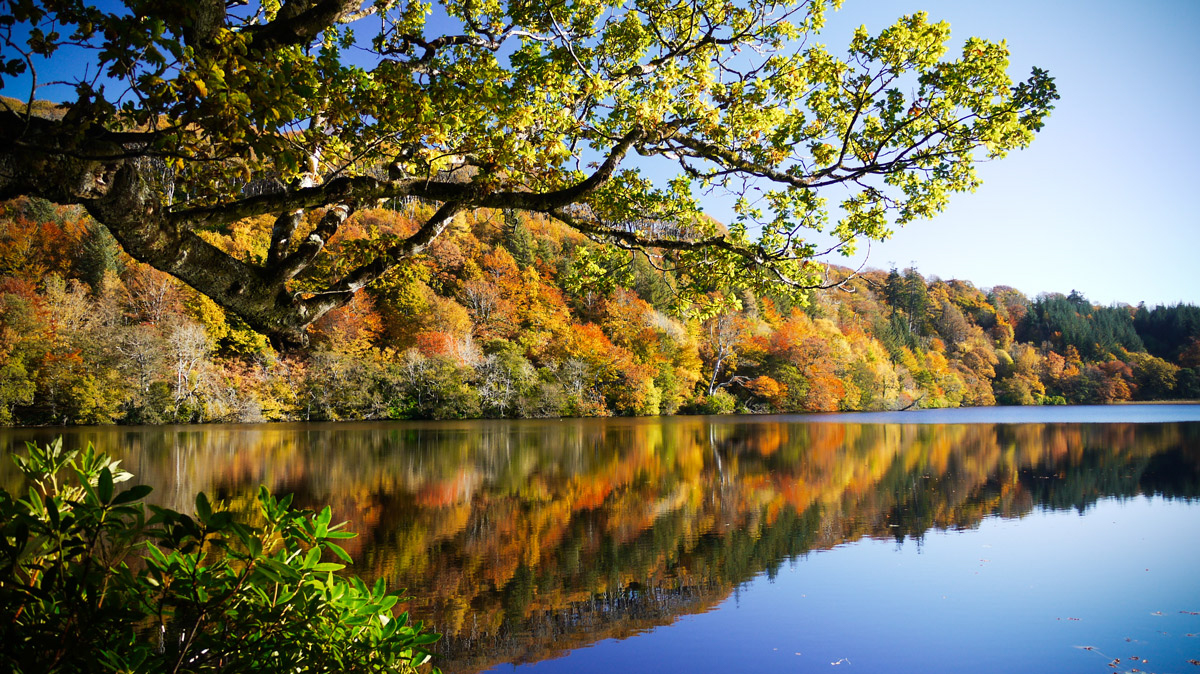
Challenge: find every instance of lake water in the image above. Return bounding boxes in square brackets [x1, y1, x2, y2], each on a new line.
[3, 405, 1199, 673]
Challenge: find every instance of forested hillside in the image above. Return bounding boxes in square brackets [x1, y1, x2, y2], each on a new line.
[1, 197, 1197, 425]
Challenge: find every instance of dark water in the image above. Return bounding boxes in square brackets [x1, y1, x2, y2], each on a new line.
[3, 406, 1200, 673]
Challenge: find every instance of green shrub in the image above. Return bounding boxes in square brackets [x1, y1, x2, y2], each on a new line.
[698, 389, 738, 415]
[0, 439, 440, 673]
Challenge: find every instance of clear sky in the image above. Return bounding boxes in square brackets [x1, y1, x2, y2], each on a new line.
[789, 0, 1200, 306]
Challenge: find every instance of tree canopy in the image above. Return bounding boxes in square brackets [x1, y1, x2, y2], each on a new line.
[0, 0, 1056, 347]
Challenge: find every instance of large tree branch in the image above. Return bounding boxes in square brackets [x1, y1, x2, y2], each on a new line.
[266, 163, 322, 265]
[271, 202, 354, 282]
[169, 175, 420, 229]
[383, 32, 509, 62]
[169, 127, 645, 229]
[243, 0, 365, 51]
[266, 210, 304, 266]
[298, 200, 465, 317]
[550, 208, 761, 259]
[0, 111, 128, 204]
[179, 0, 228, 48]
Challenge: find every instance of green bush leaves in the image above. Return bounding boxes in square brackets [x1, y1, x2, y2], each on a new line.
[0, 439, 440, 673]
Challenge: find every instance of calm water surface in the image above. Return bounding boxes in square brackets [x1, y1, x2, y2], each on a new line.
[3, 406, 1199, 673]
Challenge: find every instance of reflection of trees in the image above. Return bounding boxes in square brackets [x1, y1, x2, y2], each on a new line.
[2, 419, 1197, 673]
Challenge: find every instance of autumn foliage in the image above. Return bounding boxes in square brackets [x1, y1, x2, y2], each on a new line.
[0, 197, 1197, 426]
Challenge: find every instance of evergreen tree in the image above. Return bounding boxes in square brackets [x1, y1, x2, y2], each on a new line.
[501, 211, 537, 270]
[902, 268, 930, 334]
[883, 267, 904, 314]
[1134, 303, 1200, 361]
[77, 221, 122, 292]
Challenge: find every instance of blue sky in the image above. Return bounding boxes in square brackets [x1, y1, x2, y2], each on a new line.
[797, 0, 1200, 306]
[4, 0, 1197, 306]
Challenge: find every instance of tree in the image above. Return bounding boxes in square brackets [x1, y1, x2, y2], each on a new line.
[476, 343, 537, 416]
[1133, 303, 1200, 362]
[701, 309, 749, 395]
[935, 297, 970, 347]
[1128, 351, 1178, 400]
[1021, 293, 1144, 359]
[0, 283, 45, 422]
[501, 210, 537, 269]
[0, 0, 1056, 348]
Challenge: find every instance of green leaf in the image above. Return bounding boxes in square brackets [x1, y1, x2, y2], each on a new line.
[325, 542, 353, 564]
[263, 557, 300, 581]
[315, 506, 331, 538]
[207, 511, 232, 529]
[145, 543, 169, 567]
[44, 495, 59, 529]
[98, 466, 113, 503]
[111, 484, 152, 505]
[195, 492, 212, 522]
[79, 475, 100, 505]
[256, 564, 285, 584]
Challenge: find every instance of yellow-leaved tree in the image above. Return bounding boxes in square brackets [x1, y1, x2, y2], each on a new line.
[0, 0, 1055, 348]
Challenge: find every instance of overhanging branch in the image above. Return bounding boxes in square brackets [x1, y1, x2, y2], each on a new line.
[168, 127, 646, 230]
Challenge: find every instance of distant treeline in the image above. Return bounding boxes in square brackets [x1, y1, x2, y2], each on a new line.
[1, 196, 1197, 425]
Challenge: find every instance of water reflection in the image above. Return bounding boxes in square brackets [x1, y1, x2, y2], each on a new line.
[2, 417, 1198, 673]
